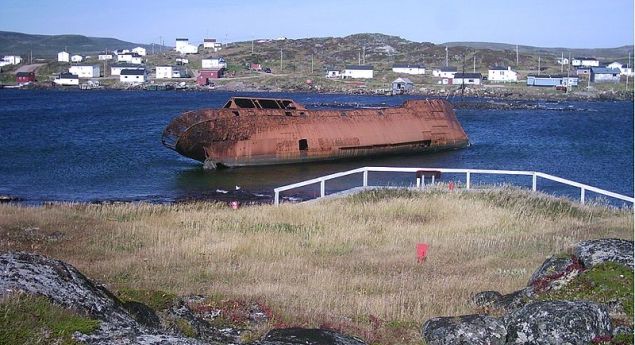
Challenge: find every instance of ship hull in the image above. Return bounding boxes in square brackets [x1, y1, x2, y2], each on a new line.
[163, 98, 469, 169]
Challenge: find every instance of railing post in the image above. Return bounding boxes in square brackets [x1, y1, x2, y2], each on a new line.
[274, 191, 279, 206]
[466, 171, 471, 190]
[431, 175, 435, 185]
[532, 172, 537, 191]
[416, 177, 421, 188]
[580, 187, 585, 204]
[320, 179, 325, 198]
[363, 169, 368, 187]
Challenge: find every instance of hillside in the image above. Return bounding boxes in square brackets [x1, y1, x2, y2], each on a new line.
[0, 31, 167, 57]
[443, 41, 634, 61]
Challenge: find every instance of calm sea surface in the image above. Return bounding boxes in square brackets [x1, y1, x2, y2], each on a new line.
[0, 89, 632, 204]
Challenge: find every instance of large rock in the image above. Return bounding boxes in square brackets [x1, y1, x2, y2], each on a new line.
[527, 255, 583, 294]
[505, 300, 612, 345]
[574, 238, 633, 270]
[421, 314, 506, 345]
[260, 328, 367, 345]
[0, 252, 205, 345]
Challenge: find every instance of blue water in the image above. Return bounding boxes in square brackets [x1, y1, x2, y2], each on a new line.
[0, 89, 632, 203]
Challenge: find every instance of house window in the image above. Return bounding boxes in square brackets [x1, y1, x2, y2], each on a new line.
[298, 139, 308, 151]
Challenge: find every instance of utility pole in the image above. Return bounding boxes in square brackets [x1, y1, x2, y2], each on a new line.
[561, 52, 564, 73]
[362, 46, 366, 65]
[516, 44, 519, 66]
[627, 51, 631, 87]
[445, 46, 449, 67]
[280, 48, 283, 72]
[538, 56, 541, 75]
[311, 54, 314, 74]
[251, 39, 254, 54]
[358, 51, 361, 65]
[473, 54, 476, 73]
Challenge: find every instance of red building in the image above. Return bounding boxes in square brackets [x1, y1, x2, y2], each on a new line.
[197, 69, 224, 86]
[16, 72, 36, 83]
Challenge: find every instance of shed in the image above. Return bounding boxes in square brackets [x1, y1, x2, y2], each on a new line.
[590, 67, 620, 83]
[53, 72, 79, 86]
[120, 69, 147, 83]
[526, 75, 579, 87]
[342, 65, 374, 79]
[452, 73, 482, 85]
[197, 69, 224, 85]
[392, 77, 414, 94]
[16, 72, 36, 83]
[392, 64, 425, 75]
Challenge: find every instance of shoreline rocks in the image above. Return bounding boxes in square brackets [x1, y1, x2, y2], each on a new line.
[423, 238, 634, 345]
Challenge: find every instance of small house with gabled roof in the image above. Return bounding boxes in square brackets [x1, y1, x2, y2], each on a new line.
[488, 66, 517, 82]
[432, 66, 457, 78]
[120, 69, 147, 83]
[451, 73, 482, 85]
[590, 67, 620, 83]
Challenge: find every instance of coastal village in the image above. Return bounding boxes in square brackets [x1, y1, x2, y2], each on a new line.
[0, 34, 633, 98]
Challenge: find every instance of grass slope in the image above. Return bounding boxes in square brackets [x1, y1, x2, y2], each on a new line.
[0, 187, 632, 344]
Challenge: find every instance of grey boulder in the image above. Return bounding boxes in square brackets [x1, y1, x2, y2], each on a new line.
[422, 314, 507, 345]
[260, 328, 367, 345]
[505, 300, 612, 345]
[574, 238, 633, 270]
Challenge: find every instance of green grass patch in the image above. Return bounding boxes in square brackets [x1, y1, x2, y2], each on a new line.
[540, 262, 634, 316]
[348, 188, 419, 203]
[461, 187, 616, 220]
[116, 288, 176, 311]
[0, 294, 100, 345]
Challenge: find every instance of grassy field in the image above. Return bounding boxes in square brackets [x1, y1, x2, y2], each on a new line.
[0, 187, 632, 344]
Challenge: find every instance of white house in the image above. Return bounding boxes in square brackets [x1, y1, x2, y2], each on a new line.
[117, 53, 143, 64]
[325, 69, 341, 78]
[176, 58, 189, 65]
[342, 65, 373, 79]
[131, 47, 147, 56]
[571, 57, 599, 67]
[606, 62, 634, 76]
[156, 66, 188, 79]
[202, 57, 227, 69]
[71, 55, 83, 63]
[69, 65, 100, 78]
[110, 63, 144, 76]
[53, 72, 79, 86]
[451, 73, 482, 85]
[175, 38, 198, 54]
[120, 69, 147, 83]
[98, 53, 114, 61]
[392, 64, 425, 75]
[488, 66, 518, 82]
[432, 66, 457, 78]
[3, 55, 22, 65]
[58, 51, 70, 63]
[203, 38, 222, 51]
[557, 57, 569, 65]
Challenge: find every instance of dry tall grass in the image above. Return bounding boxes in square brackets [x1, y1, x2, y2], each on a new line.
[0, 187, 632, 344]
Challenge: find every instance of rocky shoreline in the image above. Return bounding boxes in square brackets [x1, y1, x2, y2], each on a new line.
[1, 238, 632, 344]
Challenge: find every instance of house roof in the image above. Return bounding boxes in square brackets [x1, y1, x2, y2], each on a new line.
[393, 64, 424, 69]
[121, 69, 146, 75]
[591, 67, 620, 74]
[392, 77, 413, 84]
[574, 57, 597, 61]
[59, 72, 78, 79]
[70, 64, 98, 68]
[204, 38, 217, 42]
[454, 73, 482, 79]
[489, 66, 510, 71]
[176, 38, 189, 41]
[527, 74, 579, 79]
[345, 65, 374, 70]
[111, 63, 144, 68]
[16, 72, 34, 77]
[435, 66, 457, 72]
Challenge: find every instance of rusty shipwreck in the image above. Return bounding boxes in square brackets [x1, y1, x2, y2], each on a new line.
[162, 97, 469, 169]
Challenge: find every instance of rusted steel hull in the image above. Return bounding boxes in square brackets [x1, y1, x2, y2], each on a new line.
[162, 98, 469, 168]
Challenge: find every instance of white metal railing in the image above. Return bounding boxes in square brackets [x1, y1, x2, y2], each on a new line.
[273, 167, 634, 206]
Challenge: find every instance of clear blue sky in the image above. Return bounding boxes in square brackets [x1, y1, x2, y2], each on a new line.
[1, 0, 633, 48]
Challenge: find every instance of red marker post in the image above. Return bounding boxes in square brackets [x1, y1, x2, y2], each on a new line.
[416, 243, 429, 263]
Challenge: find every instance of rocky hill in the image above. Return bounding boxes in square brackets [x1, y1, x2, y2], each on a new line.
[0, 31, 167, 58]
